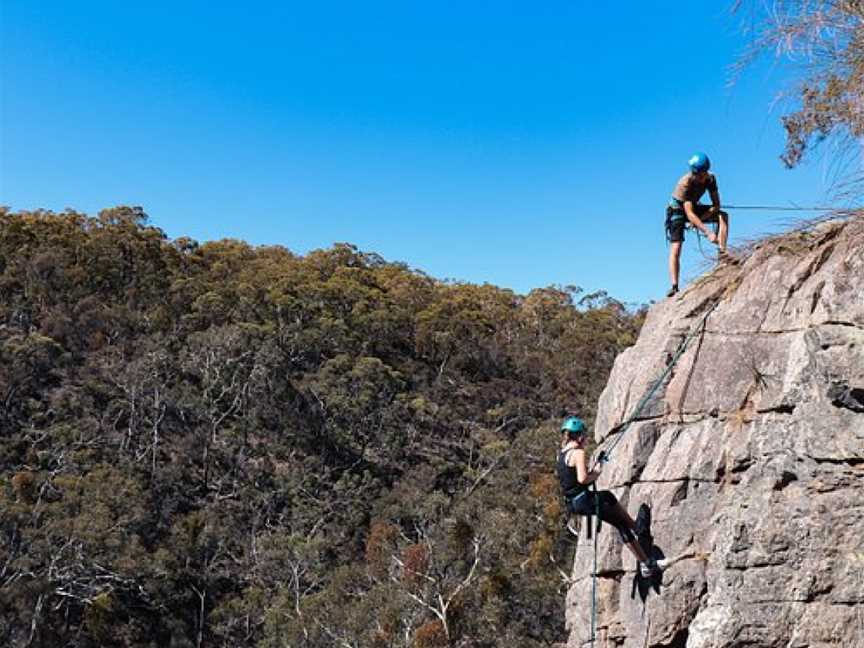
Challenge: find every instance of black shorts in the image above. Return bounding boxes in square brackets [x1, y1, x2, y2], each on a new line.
[567, 490, 635, 543]
[665, 203, 718, 243]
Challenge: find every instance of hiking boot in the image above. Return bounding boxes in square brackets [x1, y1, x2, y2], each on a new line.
[666, 285, 678, 298]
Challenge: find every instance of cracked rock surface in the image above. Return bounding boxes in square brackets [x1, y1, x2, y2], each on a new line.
[564, 219, 864, 648]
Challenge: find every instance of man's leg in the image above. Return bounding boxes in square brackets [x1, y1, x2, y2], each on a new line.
[718, 211, 729, 251]
[702, 211, 729, 253]
[665, 213, 685, 295]
[668, 241, 682, 290]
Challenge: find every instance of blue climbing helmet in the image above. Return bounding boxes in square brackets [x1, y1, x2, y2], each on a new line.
[560, 416, 587, 437]
[688, 151, 711, 173]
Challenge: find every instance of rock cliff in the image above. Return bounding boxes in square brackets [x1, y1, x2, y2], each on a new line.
[564, 218, 864, 648]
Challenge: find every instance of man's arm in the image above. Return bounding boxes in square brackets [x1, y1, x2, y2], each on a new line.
[683, 200, 715, 239]
[709, 186, 721, 213]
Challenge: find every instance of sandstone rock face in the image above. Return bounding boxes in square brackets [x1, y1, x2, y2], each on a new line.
[564, 219, 864, 648]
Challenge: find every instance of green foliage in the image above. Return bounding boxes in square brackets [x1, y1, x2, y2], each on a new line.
[0, 208, 644, 647]
[736, 1, 864, 187]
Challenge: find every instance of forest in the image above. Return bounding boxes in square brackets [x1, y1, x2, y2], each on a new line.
[0, 207, 644, 648]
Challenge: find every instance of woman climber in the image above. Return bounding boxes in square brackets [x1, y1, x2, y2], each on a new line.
[556, 416, 662, 578]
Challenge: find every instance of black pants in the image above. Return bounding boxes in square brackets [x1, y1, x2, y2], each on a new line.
[567, 490, 635, 543]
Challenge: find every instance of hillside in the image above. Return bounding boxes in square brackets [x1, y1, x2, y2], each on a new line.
[0, 207, 643, 648]
[564, 217, 864, 647]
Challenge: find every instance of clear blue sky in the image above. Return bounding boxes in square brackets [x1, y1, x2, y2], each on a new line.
[0, 2, 839, 304]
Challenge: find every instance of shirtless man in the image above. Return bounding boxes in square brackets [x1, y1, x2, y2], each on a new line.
[665, 152, 729, 297]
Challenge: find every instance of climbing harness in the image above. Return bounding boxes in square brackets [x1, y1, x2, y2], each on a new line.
[582, 297, 721, 646]
[664, 202, 725, 257]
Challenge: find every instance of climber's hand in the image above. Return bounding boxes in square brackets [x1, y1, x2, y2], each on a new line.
[706, 231, 718, 245]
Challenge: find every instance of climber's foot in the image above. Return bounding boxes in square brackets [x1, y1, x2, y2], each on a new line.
[639, 558, 664, 579]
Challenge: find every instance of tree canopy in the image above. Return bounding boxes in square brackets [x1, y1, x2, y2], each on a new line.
[736, 0, 864, 192]
[0, 207, 644, 647]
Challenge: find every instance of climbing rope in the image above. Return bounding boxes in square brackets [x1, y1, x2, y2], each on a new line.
[590, 485, 599, 645]
[597, 298, 720, 464]
[693, 225, 715, 262]
[724, 204, 846, 212]
[584, 297, 720, 647]
[575, 297, 721, 645]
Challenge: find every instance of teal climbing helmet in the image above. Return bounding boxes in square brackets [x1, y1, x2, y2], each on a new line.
[560, 416, 587, 436]
[688, 151, 711, 173]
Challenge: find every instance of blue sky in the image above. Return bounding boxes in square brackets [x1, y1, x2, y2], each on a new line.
[0, 2, 841, 304]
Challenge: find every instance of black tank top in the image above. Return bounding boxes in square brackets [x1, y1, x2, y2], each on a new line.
[557, 447, 586, 498]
